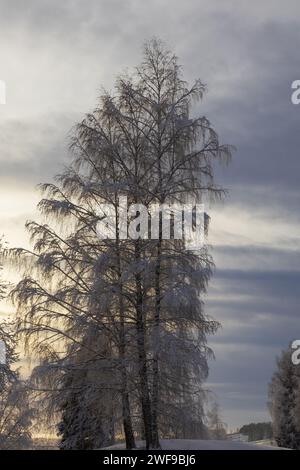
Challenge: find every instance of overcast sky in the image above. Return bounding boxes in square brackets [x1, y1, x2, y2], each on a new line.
[1, 0, 300, 430]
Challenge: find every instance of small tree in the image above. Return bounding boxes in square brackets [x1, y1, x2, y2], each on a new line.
[207, 401, 227, 440]
[0, 380, 33, 449]
[57, 329, 117, 449]
[269, 348, 300, 449]
[0, 241, 34, 449]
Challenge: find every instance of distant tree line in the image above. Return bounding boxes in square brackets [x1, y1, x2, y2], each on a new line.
[238, 422, 272, 442]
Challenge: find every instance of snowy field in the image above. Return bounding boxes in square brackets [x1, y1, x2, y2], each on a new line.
[104, 439, 283, 450]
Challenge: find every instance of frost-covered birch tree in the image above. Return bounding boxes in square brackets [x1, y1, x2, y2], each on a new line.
[10, 39, 231, 449]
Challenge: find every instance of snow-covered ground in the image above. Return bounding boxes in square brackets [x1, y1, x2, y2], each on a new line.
[104, 439, 283, 450]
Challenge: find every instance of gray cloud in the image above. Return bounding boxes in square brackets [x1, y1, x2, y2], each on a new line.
[0, 114, 73, 184]
[205, 257, 300, 427]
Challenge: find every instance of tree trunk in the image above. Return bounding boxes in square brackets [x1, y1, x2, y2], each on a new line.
[151, 238, 162, 448]
[116, 212, 136, 449]
[135, 240, 153, 449]
[121, 384, 136, 449]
